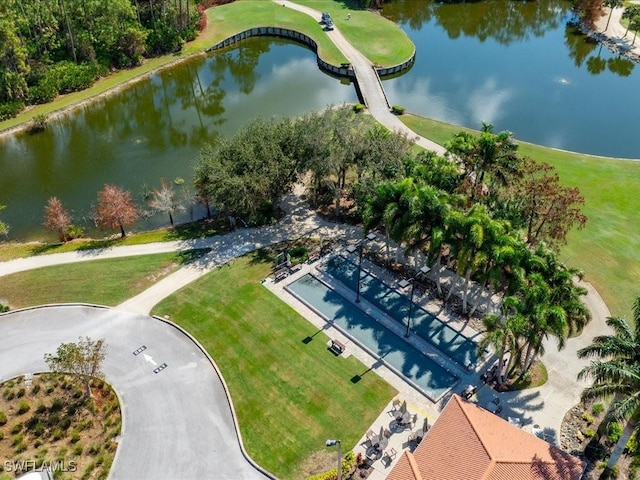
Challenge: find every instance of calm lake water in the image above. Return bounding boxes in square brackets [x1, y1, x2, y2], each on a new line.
[381, 0, 640, 158]
[0, 38, 357, 240]
[1, 0, 638, 240]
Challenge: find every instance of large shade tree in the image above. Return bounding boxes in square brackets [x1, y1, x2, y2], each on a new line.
[578, 296, 640, 472]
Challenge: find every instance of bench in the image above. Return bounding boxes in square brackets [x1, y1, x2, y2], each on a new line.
[288, 263, 302, 273]
[328, 339, 346, 355]
[274, 270, 289, 282]
[308, 252, 320, 263]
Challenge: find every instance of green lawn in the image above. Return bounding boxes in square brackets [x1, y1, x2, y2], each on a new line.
[400, 114, 640, 321]
[192, 0, 348, 65]
[293, 0, 415, 66]
[0, 219, 228, 262]
[152, 251, 396, 479]
[0, 252, 202, 308]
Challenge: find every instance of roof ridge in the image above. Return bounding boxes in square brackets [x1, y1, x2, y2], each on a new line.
[406, 451, 423, 480]
[454, 395, 498, 480]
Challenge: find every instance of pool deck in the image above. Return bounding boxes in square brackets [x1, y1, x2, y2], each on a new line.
[264, 250, 509, 476]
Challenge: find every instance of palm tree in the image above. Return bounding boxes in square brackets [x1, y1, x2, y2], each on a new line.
[577, 296, 640, 472]
[603, 0, 624, 31]
[445, 123, 520, 201]
[479, 297, 526, 387]
[447, 204, 511, 314]
[622, 5, 640, 37]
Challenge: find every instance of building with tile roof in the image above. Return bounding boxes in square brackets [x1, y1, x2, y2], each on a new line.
[386, 394, 585, 480]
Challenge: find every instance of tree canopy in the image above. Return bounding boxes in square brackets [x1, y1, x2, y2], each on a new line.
[44, 336, 108, 398]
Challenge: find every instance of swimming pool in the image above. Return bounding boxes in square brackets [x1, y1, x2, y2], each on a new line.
[287, 274, 459, 401]
[322, 256, 479, 369]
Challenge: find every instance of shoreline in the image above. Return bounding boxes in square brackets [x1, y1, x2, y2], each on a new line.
[0, 3, 636, 159]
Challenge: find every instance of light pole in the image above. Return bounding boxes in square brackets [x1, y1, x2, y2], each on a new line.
[325, 439, 342, 480]
[346, 232, 377, 303]
[403, 265, 431, 338]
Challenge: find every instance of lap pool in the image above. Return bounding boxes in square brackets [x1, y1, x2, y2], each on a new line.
[287, 274, 459, 401]
[322, 256, 479, 369]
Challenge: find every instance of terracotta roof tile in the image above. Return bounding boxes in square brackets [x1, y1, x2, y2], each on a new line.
[386, 395, 585, 480]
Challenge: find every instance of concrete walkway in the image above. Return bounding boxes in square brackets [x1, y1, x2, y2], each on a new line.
[278, 0, 446, 155]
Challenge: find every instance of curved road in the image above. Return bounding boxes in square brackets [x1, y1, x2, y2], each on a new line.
[0, 305, 270, 480]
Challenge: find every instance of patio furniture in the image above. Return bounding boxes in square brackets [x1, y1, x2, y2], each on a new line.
[384, 428, 392, 439]
[365, 429, 375, 440]
[462, 384, 478, 399]
[411, 413, 418, 427]
[392, 398, 401, 410]
[386, 447, 397, 460]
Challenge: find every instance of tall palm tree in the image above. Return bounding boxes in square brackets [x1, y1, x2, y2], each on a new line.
[578, 296, 640, 472]
[445, 123, 520, 201]
[603, 0, 624, 31]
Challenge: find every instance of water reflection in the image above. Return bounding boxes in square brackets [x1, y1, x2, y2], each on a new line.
[381, 0, 640, 157]
[0, 38, 357, 240]
[383, 0, 565, 45]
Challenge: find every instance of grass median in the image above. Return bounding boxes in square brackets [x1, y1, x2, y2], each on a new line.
[400, 114, 640, 321]
[152, 250, 396, 479]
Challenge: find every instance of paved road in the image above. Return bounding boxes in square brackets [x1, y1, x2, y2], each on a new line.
[0, 305, 270, 480]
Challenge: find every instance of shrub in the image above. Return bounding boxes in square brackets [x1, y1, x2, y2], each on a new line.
[12, 433, 24, 446]
[17, 399, 30, 414]
[582, 412, 595, 424]
[6, 390, 15, 401]
[307, 452, 355, 480]
[17, 387, 26, 398]
[32, 384, 41, 395]
[353, 103, 365, 113]
[0, 100, 25, 121]
[70, 429, 80, 443]
[592, 403, 605, 416]
[73, 443, 83, 456]
[27, 80, 57, 105]
[0, 431, 4, 440]
[50, 397, 64, 412]
[46, 61, 101, 95]
[88, 444, 101, 455]
[10, 423, 23, 434]
[65, 225, 85, 240]
[28, 114, 48, 133]
[391, 104, 406, 115]
[51, 427, 63, 441]
[608, 422, 623, 444]
[584, 428, 597, 438]
[0, 411, 7, 425]
[36, 403, 46, 414]
[14, 441, 27, 453]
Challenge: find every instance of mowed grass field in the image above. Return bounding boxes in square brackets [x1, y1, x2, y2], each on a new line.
[152, 251, 396, 479]
[0, 252, 190, 308]
[202, 0, 348, 65]
[401, 114, 640, 320]
[294, 0, 415, 65]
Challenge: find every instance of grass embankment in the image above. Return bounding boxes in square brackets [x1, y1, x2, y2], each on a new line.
[0, 219, 227, 262]
[205, 0, 348, 65]
[152, 251, 396, 479]
[293, 0, 415, 66]
[401, 114, 640, 320]
[0, 251, 207, 308]
[0, 373, 120, 480]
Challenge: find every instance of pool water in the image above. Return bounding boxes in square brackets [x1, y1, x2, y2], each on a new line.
[323, 256, 479, 368]
[287, 274, 458, 401]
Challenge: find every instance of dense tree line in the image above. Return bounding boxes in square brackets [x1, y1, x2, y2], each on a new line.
[0, 0, 201, 119]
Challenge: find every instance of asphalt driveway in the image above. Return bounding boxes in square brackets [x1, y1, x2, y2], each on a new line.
[0, 305, 270, 480]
